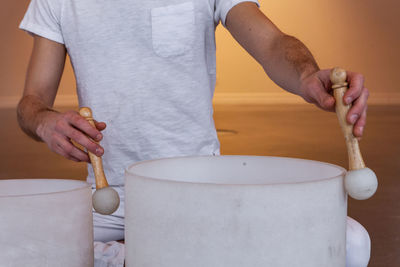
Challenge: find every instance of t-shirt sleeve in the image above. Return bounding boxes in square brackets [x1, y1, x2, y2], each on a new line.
[19, 0, 64, 44]
[215, 0, 260, 27]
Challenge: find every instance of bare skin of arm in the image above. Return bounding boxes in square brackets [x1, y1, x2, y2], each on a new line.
[226, 3, 369, 137]
[17, 35, 105, 162]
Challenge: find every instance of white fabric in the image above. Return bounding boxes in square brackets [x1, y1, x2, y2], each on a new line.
[94, 241, 125, 267]
[19, 0, 64, 44]
[93, 208, 125, 267]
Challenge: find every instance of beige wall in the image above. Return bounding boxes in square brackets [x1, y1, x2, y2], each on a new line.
[0, 0, 76, 107]
[1, 0, 399, 107]
[216, 0, 400, 103]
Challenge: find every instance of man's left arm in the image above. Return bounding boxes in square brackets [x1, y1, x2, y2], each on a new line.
[225, 2, 369, 137]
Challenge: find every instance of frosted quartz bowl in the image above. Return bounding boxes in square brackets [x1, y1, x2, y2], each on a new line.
[0, 179, 93, 267]
[125, 156, 347, 267]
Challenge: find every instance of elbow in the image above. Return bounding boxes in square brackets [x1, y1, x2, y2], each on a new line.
[16, 96, 28, 130]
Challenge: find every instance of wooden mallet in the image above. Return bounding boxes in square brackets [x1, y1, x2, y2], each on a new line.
[330, 67, 378, 200]
[79, 107, 120, 215]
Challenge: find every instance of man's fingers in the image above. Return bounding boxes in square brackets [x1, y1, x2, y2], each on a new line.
[54, 136, 89, 162]
[55, 144, 80, 162]
[353, 108, 367, 138]
[316, 69, 333, 89]
[347, 87, 369, 125]
[94, 120, 107, 132]
[63, 138, 90, 162]
[321, 94, 336, 112]
[64, 111, 103, 141]
[41, 110, 106, 163]
[63, 125, 104, 157]
[344, 71, 365, 105]
[307, 82, 335, 111]
[53, 115, 104, 156]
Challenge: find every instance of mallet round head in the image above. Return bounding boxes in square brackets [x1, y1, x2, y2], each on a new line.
[92, 187, 120, 215]
[345, 168, 378, 200]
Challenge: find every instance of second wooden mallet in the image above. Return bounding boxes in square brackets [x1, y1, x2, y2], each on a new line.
[330, 67, 378, 200]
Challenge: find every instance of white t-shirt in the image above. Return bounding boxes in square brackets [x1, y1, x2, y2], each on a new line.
[20, 0, 259, 188]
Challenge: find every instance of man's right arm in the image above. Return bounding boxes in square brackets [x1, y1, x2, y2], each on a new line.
[17, 35, 105, 162]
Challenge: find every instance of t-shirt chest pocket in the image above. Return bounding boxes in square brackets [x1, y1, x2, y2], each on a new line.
[151, 2, 195, 57]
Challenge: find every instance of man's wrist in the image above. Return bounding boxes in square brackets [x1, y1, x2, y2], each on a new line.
[299, 67, 319, 82]
[35, 108, 58, 141]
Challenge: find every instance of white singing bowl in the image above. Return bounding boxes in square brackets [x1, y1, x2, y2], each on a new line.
[0, 179, 93, 267]
[125, 156, 347, 267]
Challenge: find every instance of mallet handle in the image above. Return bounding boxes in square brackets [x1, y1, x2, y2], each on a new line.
[79, 107, 109, 189]
[330, 68, 365, 170]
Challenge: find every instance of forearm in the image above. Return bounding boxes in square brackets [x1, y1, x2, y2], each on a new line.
[17, 94, 58, 141]
[18, 35, 66, 141]
[261, 34, 319, 95]
[226, 3, 319, 96]
[17, 36, 105, 162]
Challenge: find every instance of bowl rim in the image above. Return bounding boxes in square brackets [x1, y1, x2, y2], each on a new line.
[125, 155, 346, 186]
[0, 179, 91, 198]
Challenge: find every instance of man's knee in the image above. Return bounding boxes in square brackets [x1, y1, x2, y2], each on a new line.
[346, 217, 371, 267]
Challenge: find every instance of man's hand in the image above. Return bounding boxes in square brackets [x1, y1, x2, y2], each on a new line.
[17, 35, 106, 162]
[298, 69, 369, 138]
[36, 109, 106, 162]
[225, 3, 369, 138]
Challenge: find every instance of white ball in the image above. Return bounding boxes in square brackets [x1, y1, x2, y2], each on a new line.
[345, 168, 378, 200]
[92, 187, 120, 215]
